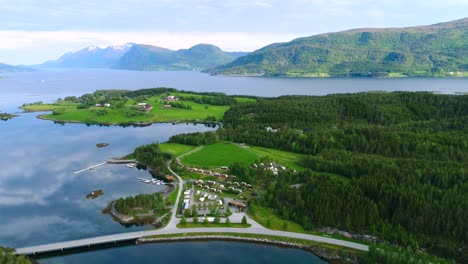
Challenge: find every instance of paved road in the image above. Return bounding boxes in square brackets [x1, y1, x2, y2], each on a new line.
[16, 151, 369, 255]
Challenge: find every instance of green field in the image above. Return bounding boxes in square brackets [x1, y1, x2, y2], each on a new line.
[159, 143, 198, 157]
[247, 146, 305, 170]
[181, 142, 260, 168]
[248, 204, 306, 233]
[21, 91, 237, 124]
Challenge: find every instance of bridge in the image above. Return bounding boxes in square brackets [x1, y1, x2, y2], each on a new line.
[16, 155, 369, 256]
[16, 228, 368, 255]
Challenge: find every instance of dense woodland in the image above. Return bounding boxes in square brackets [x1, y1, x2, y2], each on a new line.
[134, 143, 172, 168]
[171, 92, 467, 262]
[0, 247, 30, 264]
[114, 193, 165, 215]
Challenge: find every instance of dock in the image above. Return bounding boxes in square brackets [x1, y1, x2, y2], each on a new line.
[74, 162, 107, 174]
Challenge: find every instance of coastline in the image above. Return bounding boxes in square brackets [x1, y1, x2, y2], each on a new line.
[138, 235, 359, 263]
[35, 113, 219, 127]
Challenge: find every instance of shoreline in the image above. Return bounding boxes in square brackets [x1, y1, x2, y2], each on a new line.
[35, 113, 220, 127]
[138, 235, 359, 263]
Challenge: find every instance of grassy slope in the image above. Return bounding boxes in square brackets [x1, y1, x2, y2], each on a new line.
[181, 142, 260, 168]
[159, 143, 197, 157]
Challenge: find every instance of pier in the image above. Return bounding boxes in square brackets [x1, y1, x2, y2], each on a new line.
[73, 162, 107, 174]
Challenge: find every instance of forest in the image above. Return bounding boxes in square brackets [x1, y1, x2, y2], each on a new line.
[134, 143, 173, 168]
[181, 92, 467, 262]
[114, 193, 165, 215]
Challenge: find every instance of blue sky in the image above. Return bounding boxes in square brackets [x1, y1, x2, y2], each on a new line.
[0, 0, 466, 65]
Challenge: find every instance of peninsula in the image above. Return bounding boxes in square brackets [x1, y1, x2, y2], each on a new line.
[21, 88, 256, 125]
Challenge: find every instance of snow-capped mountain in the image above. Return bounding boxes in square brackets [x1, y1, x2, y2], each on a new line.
[39, 43, 134, 68]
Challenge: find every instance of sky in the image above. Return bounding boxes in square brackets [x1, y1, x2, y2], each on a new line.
[0, 0, 467, 65]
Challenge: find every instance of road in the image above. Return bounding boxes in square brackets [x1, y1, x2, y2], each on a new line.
[15, 151, 369, 255]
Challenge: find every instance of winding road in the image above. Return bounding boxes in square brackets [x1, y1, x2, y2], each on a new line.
[15, 151, 369, 255]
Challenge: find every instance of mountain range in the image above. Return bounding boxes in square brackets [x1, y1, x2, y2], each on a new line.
[38, 43, 248, 71]
[0, 63, 35, 73]
[209, 17, 468, 77]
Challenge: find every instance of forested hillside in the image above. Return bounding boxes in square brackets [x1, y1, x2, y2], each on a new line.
[210, 18, 468, 77]
[219, 92, 467, 262]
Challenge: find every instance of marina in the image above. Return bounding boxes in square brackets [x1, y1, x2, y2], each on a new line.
[135, 177, 166, 186]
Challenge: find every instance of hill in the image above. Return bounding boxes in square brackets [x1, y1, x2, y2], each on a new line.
[113, 43, 248, 70]
[0, 63, 35, 73]
[38, 44, 133, 68]
[209, 18, 468, 77]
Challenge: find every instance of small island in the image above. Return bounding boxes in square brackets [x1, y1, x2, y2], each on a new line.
[0, 113, 16, 121]
[96, 143, 109, 148]
[86, 189, 104, 199]
[20, 88, 256, 125]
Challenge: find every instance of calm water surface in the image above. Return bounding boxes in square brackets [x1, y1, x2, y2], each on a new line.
[1, 69, 466, 263]
[38, 241, 325, 264]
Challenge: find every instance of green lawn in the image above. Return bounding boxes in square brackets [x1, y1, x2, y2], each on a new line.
[181, 142, 260, 168]
[159, 143, 197, 157]
[177, 223, 251, 228]
[248, 204, 306, 233]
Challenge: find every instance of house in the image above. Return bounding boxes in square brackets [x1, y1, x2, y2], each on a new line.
[104, 103, 111, 107]
[228, 200, 247, 208]
[95, 104, 102, 107]
[163, 105, 172, 108]
[137, 103, 148, 110]
[163, 95, 179, 102]
[221, 166, 228, 170]
[218, 200, 223, 206]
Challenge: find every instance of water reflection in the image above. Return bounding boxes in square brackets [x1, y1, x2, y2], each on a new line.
[0, 113, 215, 247]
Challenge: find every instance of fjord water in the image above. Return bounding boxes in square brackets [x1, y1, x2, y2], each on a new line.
[1, 69, 467, 263]
[38, 241, 325, 264]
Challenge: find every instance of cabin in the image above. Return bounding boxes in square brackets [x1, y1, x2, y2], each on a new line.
[163, 95, 179, 102]
[228, 200, 247, 209]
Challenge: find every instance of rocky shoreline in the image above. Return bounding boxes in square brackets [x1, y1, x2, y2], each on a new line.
[138, 235, 359, 263]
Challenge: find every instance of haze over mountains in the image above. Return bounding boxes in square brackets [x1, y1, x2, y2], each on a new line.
[37, 43, 248, 71]
[0, 63, 34, 73]
[210, 17, 468, 77]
